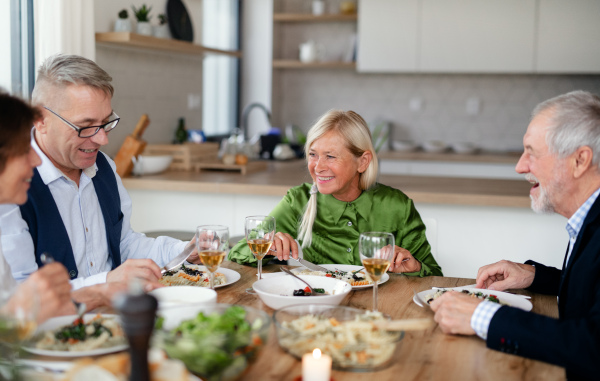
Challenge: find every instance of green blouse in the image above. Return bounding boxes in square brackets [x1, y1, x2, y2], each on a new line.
[228, 183, 443, 277]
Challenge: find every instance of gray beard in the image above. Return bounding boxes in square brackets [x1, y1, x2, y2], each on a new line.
[530, 185, 556, 214]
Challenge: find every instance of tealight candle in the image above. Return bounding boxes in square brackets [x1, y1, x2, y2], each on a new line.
[302, 348, 332, 381]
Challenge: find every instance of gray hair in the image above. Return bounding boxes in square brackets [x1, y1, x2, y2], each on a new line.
[533, 90, 600, 166]
[31, 54, 114, 107]
[297, 110, 378, 248]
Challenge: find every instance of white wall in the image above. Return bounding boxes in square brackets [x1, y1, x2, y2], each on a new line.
[126, 188, 567, 278]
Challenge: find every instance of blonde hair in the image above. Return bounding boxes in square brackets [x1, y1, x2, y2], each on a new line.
[298, 110, 378, 248]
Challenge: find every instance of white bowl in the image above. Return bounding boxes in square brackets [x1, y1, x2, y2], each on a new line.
[422, 140, 448, 153]
[132, 155, 173, 175]
[450, 142, 479, 154]
[252, 275, 352, 310]
[149, 286, 216, 325]
[392, 140, 418, 152]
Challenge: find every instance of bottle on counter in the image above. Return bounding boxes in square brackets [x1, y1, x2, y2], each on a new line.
[174, 117, 187, 144]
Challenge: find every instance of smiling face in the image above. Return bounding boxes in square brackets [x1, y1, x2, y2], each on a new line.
[307, 130, 371, 202]
[34, 84, 113, 182]
[0, 147, 42, 205]
[516, 110, 572, 216]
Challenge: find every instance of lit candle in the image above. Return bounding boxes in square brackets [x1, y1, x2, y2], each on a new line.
[302, 348, 332, 381]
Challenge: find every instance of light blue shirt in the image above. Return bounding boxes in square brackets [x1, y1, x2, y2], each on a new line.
[470, 187, 600, 340]
[0, 132, 187, 290]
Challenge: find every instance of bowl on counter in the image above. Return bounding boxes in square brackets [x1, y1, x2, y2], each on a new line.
[153, 303, 270, 381]
[273, 304, 404, 371]
[450, 142, 479, 154]
[391, 140, 418, 152]
[132, 155, 173, 175]
[252, 275, 352, 310]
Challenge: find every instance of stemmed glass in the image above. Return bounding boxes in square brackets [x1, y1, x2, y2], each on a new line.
[244, 215, 276, 294]
[196, 225, 229, 289]
[359, 232, 395, 312]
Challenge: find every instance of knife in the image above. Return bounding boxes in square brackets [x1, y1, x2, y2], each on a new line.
[289, 257, 329, 272]
[161, 244, 195, 274]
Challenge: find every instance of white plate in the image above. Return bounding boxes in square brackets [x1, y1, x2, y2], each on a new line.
[292, 264, 390, 289]
[413, 287, 533, 311]
[183, 265, 241, 288]
[22, 314, 128, 357]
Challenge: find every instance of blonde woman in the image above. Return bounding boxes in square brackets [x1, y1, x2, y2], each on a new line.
[229, 110, 442, 276]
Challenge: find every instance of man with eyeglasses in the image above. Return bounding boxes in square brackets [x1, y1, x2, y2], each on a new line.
[0, 54, 199, 295]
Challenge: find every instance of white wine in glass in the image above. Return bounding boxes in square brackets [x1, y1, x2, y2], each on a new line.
[245, 215, 276, 294]
[196, 225, 229, 289]
[359, 232, 394, 312]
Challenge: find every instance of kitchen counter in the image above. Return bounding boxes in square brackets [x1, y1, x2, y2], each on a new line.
[379, 150, 522, 164]
[122, 159, 531, 208]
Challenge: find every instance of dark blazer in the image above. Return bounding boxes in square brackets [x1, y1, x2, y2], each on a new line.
[487, 195, 600, 380]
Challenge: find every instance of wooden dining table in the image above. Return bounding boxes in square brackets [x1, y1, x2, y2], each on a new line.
[217, 260, 566, 381]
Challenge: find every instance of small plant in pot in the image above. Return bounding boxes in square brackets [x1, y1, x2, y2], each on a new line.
[153, 13, 170, 39]
[114, 9, 132, 32]
[132, 4, 152, 35]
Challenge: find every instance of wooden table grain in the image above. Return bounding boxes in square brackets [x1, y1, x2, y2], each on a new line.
[218, 261, 565, 381]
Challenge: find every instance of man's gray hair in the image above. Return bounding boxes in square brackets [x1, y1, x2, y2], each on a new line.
[31, 54, 113, 106]
[533, 90, 600, 166]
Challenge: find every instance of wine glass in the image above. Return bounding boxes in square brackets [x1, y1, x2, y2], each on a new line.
[196, 225, 229, 289]
[244, 215, 276, 294]
[359, 232, 395, 312]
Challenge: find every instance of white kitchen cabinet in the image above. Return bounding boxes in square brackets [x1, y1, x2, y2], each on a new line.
[420, 0, 536, 72]
[356, 0, 419, 72]
[536, 0, 600, 73]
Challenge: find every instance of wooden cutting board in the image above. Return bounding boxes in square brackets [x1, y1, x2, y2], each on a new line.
[114, 114, 150, 177]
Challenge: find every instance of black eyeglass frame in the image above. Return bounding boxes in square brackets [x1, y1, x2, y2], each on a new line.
[43, 106, 120, 138]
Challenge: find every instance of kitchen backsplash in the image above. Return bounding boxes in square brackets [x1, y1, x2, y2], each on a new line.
[273, 71, 600, 152]
[95, 46, 203, 158]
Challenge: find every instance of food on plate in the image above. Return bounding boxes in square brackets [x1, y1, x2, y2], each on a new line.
[292, 287, 326, 296]
[34, 314, 125, 352]
[425, 289, 507, 305]
[159, 264, 226, 287]
[61, 349, 189, 381]
[278, 312, 401, 368]
[155, 305, 266, 378]
[293, 268, 372, 287]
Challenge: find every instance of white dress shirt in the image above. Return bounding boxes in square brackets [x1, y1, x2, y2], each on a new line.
[0, 230, 18, 306]
[0, 133, 187, 290]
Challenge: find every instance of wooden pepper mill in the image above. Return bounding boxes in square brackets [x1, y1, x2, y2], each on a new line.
[113, 282, 158, 381]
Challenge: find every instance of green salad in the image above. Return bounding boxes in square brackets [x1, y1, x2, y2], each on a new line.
[156, 306, 266, 380]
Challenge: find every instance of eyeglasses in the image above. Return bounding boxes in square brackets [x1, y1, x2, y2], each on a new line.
[43, 106, 120, 138]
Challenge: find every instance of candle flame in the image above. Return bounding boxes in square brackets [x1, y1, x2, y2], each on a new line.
[313, 348, 322, 359]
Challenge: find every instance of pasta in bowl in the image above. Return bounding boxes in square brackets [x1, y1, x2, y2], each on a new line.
[273, 304, 404, 371]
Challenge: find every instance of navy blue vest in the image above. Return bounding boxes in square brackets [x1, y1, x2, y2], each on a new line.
[19, 153, 123, 279]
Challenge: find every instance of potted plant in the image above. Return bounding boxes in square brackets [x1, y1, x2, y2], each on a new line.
[153, 13, 170, 39]
[114, 9, 132, 32]
[132, 4, 152, 35]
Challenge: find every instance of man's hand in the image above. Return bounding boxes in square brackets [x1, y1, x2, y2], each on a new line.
[106, 258, 162, 285]
[389, 245, 421, 273]
[270, 232, 299, 261]
[476, 260, 536, 291]
[430, 292, 480, 335]
[5, 263, 75, 323]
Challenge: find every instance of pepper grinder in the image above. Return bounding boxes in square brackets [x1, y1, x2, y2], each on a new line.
[113, 281, 157, 381]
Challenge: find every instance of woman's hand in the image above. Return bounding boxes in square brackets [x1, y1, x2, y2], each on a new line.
[269, 232, 299, 261]
[389, 245, 422, 273]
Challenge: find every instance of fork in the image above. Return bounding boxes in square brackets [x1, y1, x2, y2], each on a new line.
[40, 253, 87, 317]
[280, 266, 326, 296]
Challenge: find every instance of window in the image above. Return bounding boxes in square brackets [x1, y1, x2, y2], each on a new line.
[1, 0, 35, 98]
[202, 0, 240, 137]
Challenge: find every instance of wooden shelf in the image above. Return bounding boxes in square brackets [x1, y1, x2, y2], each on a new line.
[273, 13, 357, 22]
[95, 32, 242, 58]
[273, 60, 356, 69]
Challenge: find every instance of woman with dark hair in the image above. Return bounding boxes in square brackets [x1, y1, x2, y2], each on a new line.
[0, 92, 75, 322]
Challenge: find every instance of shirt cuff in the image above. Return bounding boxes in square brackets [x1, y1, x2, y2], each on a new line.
[69, 271, 108, 290]
[470, 301, 502, 340]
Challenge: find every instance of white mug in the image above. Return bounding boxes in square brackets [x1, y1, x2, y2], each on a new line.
[299, 41, 325, 63]
[312, 0, 325, 15]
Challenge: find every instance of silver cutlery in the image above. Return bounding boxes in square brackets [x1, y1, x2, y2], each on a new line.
[280, 266, 327, 296]
[289, 257, 330, 272]
[160, 243, 195, 274]
[40, 253, 87, 315]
